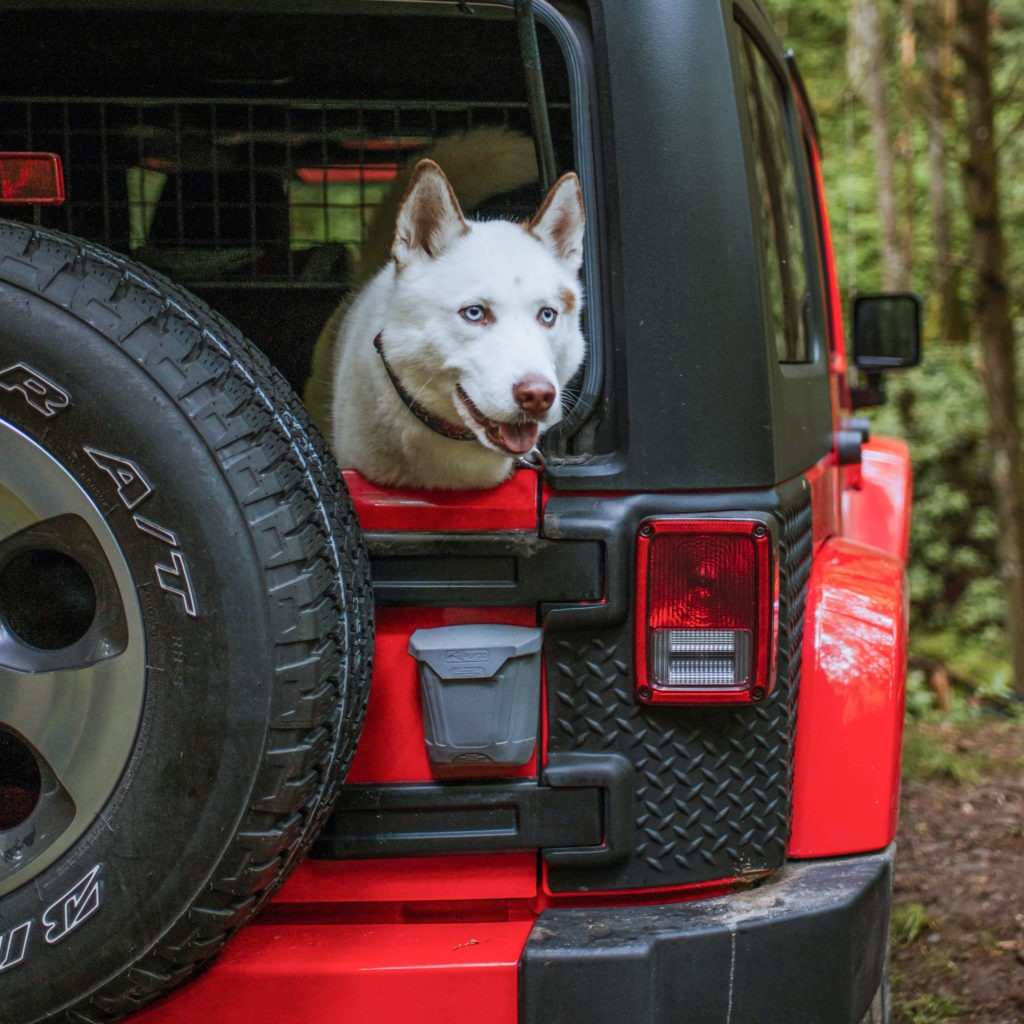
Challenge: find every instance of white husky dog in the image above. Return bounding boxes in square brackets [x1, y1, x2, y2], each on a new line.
[324, 158, 586, 490]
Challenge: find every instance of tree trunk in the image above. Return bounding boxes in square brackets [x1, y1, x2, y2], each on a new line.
[899, 0, 917, 288]
[849, 0, 911, 291]
[919, 0, 969, 339]
[957, 0, 1024, 695]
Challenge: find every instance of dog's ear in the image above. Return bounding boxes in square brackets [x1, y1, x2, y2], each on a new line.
[392, 160, 469, 268]
[527, 172, 585, 272]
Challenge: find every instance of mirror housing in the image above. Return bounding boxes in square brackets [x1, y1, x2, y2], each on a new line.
[850, 293, 922, 407]
[852, 293, 922, 369]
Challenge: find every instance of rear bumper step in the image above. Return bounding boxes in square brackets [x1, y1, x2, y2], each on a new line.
[520, 845, 895, 1024]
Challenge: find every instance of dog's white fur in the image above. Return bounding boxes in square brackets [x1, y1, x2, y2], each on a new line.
[305, 128, 541, 433]
[325, 159, 586, 490]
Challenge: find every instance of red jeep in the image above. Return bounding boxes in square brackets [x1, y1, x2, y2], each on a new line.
[0, 2, 919, 1022]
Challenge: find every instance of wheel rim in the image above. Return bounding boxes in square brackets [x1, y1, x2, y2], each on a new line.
[0, 418, 145, 897]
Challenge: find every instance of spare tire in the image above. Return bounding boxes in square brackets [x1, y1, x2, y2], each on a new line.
[0, 221, 373, 1023]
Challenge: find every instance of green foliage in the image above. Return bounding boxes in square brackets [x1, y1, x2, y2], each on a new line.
[766, 1, 1024, 693]
[770, 0, 899, 295]
[901, 726, 982, 784]
[891, 901, 932, 947]
[897, 992, 966, 1024]
[771, 0, 1024, 317]
[867, 343, 1010, 682]
[912, 632, 1016, 705]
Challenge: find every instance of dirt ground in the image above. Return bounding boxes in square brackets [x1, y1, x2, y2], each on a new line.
[891, 714, 1024, 1023]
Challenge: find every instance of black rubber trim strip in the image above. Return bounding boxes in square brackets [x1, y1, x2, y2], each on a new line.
[365, 531, 603, 607]
[312, 753, 632, 866]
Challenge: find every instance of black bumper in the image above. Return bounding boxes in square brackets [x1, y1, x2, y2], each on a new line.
[520, 845, 894, 1024]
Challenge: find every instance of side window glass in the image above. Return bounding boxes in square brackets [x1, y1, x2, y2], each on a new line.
[737, 29, 811, 364]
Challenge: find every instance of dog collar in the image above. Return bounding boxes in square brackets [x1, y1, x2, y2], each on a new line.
[373, 333, 476, 441]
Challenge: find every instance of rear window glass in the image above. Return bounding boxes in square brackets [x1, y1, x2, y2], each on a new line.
[737, 28, 812, 364]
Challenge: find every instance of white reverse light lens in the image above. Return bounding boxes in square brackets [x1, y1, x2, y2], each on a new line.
[649, 629, 752, 690]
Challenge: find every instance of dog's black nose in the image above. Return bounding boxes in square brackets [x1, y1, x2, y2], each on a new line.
[513, 377, 556, 415]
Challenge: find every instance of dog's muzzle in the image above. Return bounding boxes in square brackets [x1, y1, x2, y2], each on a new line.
[456, 385, 542, 455]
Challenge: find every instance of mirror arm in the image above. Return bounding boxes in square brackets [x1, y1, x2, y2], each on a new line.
[850, 370, 886, 409]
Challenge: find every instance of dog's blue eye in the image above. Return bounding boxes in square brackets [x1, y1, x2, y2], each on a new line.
[538, 307, 558, 327]
[460, 305, 487, 324]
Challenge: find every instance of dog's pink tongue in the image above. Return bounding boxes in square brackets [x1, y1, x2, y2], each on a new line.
[498, 421, 539, 455]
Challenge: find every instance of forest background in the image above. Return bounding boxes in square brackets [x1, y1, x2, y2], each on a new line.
[770, 0, 1024, 706]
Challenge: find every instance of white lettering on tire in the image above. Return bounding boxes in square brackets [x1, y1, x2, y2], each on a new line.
[83, 449, 199, 618]
[134, 514, 198, 618]
[83, 447, 154, 510]
[0, 363, 71, 417]
[0, 865, 103, 974]
[0, 362, 199, 618]
[0, 920, 31, 973]
[42, 864, 103, 945]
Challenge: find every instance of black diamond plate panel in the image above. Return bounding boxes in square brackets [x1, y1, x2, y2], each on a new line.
[545, 495, 813, 893]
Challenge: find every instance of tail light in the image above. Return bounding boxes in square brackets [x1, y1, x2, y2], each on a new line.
[635, 516, 779, 705]
[0, 153, 65, 205]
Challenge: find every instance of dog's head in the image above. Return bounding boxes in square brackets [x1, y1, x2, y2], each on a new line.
[380, 159, 586, 457]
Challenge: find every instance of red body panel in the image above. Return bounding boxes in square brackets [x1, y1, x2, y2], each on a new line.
[130, 916, 532, 1024]
[278, 853, 539, 905]
[803, 457, 841, 553]
[808, 134, 852, 416]
[344, 468, 539, 532]
[788, 537, 909, 857]
[842, 436, 913, 563]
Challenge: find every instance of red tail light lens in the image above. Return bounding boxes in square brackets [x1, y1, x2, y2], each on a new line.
[0, 153, 65, 205]
[635, 517, 778, 705]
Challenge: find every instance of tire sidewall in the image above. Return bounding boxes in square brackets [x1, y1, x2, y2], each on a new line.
[0, 271, 284, 1019]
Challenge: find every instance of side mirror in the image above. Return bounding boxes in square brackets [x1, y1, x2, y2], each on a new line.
[852, 293, 922, 369]
[850, 293, 922, 408]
